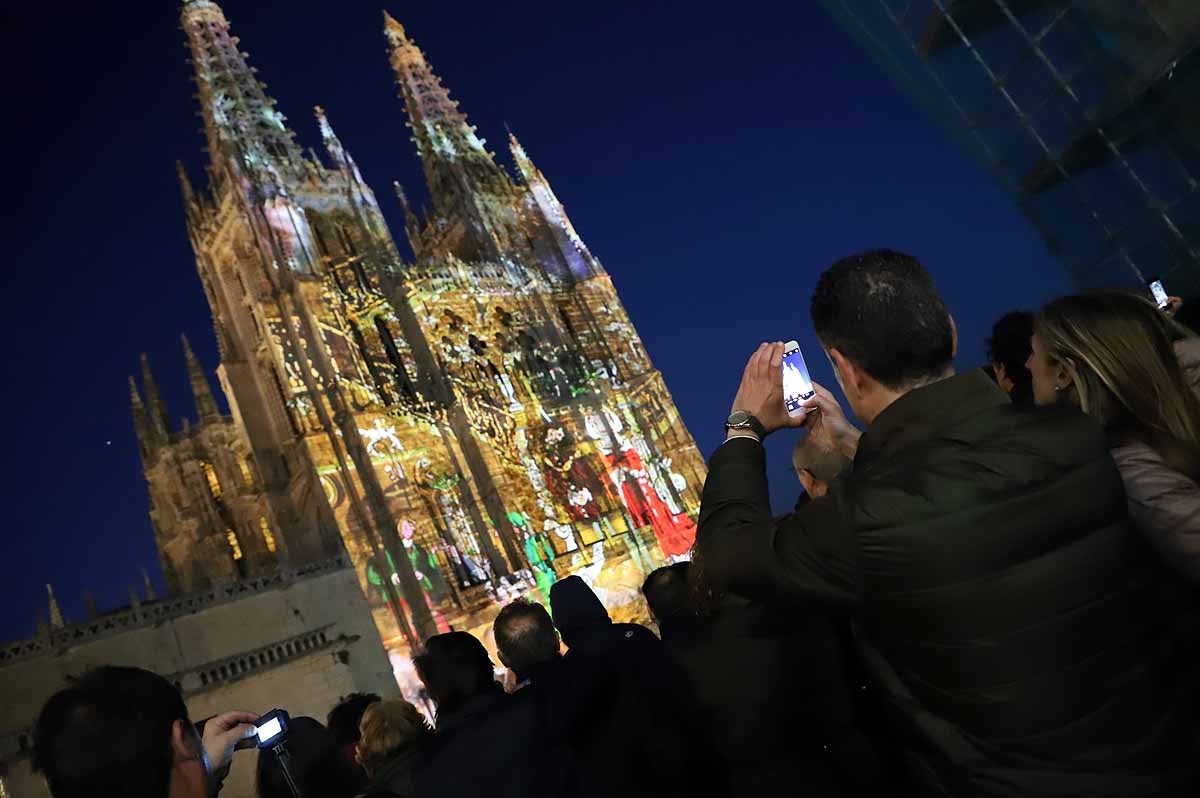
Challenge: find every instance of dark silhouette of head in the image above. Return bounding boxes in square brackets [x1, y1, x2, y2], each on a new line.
[413, 632, 498, 716]
[33, 666, 201, 798]
[811, 249, 955, 422]
[549, 575, 611, 648]
[326, 692, 380, 751]
[987, 311, 1034, 404]
[641, 563, 691, 626]
[256, 716, 362, 798]
[493, 598, 560, 680]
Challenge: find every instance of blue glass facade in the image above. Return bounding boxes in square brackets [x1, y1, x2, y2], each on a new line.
[820, 0, 1200, 292]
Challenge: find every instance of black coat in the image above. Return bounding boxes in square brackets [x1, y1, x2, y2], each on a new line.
[413, 686, 573, 798]
[358, 747, 421, 798]
[659, 598, 885, 797]
[548, 575, 711, 797]
[697, 370, 1196, 796]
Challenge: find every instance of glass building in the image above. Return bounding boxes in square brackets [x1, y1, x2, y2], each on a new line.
[820, 0, 1200, 292]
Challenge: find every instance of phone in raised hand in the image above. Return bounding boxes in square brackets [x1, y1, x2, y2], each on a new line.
[1148, 277, 1170, 310]
[782, 340, 816, 418]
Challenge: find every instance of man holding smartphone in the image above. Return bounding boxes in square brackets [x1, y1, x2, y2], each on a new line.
[696, 250, 1193, 796]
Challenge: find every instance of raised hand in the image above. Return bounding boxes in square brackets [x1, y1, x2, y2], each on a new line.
[730, 342, 808, 436]
[802, 381, 862, 460]
[201, 710, 258, 774]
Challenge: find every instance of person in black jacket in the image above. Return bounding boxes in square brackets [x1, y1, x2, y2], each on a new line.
[413, 631, 575, 798]
[492, 598, 625, 798]
[696, 249, 1194, 797]
[548, 576, 703, 796]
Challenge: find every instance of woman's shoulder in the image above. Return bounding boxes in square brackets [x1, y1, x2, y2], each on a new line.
[1111, 439, 1200, 505]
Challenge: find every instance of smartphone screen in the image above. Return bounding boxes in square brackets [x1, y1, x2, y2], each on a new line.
[782, 341, 816, 415]
[1149, 279, 1169, 309]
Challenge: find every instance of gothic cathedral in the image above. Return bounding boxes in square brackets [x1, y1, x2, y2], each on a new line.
[130, 0, 706, 649]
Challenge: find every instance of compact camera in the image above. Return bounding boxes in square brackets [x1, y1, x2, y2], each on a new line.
[254, 708, 290, 749]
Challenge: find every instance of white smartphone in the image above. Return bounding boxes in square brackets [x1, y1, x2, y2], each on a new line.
[1148, 277, 1169, 310]
[782, 340, 816, 417]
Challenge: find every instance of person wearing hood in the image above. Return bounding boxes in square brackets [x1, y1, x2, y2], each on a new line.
[549, 575, 660, 664]
[549, 575, 712, 796]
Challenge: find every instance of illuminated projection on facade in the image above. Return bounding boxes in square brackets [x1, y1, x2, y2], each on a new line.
[130, 0, 705, 656]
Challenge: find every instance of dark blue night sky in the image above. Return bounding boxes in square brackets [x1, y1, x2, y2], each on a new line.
[1, 0, 1070, 641]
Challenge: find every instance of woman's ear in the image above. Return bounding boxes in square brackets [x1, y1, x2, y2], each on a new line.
[1055, 358, 1077, 392]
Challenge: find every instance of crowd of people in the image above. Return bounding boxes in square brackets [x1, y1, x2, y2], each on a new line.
[32, 249, 1200, 797]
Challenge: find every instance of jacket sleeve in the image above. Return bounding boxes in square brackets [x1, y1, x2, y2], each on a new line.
[695, 437, 860, 608]
[1114, 443, 1200, 581]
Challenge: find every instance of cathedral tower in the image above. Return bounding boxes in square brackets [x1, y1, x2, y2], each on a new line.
[138, 0, 706, 650]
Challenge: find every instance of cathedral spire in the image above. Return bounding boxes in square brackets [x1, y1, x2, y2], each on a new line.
[142, 568, 157, 601]
[177, 160, 204, 231]
[181, 0, 305, 185]
[140, 354, 172, 437]
[506, 131, 601, 280]
[46, 584, 64, 630]
[383, 10, 511, 212]
[182, 334, 220, 423]
[393, 180, 423, 256]
[314, 105, 367, 187]
[130, 375, 154, 461]
[507, 128, 535, 182]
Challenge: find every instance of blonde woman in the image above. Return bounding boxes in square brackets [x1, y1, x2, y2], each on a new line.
[355, 699, 431, 798]
[1029, 291, 1200, 579]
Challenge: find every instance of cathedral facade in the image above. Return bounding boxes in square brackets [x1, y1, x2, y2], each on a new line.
[134, 0, 706, 649]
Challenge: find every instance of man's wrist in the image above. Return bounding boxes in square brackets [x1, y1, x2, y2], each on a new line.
[725, 409, 768, 440]
[724, 429, 761, 443]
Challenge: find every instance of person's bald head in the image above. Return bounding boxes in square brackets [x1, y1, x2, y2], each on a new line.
[792, 434, 852, 498]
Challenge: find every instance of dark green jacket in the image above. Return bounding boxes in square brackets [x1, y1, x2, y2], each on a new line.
[697, 371, 1193, 796]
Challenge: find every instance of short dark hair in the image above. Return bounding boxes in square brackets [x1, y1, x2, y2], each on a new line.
[641, 563, 691, 622]
[413, 632, 497, 715]
[986, 311, 1033, 368]
[33, 666, 191, 798]
[986, 311, 1033, 391]
[493, 599, 559, 679]
[811, 249, 954, 389]
[326, 692, 381, 749]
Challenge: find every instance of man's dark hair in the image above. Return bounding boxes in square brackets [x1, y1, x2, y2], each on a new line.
[33, 666, 192, 798]
[325, 692, 381, 749]
[987, 312, 1033, 377]
[641, 563, 691, 623]
[413, 632, 497, 715]
[811, 249, 954, 389]
[493, 599, 559, 679]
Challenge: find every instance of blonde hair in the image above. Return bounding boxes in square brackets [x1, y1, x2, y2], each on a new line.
[355, 699, 431, 776]
[1036, 291, 1200, 479]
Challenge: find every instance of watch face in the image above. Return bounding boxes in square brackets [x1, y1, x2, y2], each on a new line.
[727, 410, 751, 425]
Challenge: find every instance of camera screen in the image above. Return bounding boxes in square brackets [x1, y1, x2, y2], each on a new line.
[783, 344, 816, 412]
[256, 718, 282, 743]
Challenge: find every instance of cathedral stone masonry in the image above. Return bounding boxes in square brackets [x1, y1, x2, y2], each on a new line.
[139, 0, 708, 652]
